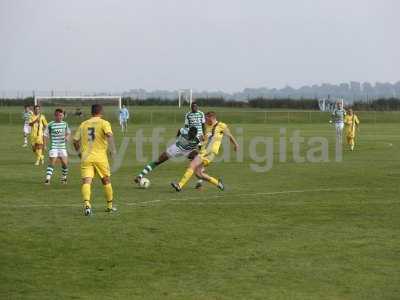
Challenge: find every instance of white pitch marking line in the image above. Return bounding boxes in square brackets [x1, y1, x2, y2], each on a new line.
[1, 187, 363, 209]
[127, 187, 360, 206]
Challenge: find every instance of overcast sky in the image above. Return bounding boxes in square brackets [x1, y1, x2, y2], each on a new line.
[0, 0, 399, 93]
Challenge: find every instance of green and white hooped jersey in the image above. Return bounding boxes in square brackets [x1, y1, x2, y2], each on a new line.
[184, 111, 205, 136]
[332, 108, 346, 123]
[46, 121, 70, 150]
[175, 128, 201, 151]
[23, 111, 32, 125]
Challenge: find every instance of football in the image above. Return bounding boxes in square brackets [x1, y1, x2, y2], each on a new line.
[139, 177, 151, 189]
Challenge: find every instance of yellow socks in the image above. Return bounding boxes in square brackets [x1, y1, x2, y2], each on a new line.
[207, 176, 219, 186]
[82, 183, 91, 208]
[103, 183, 113, 209]
[178, 168, 194, 188]
[38, 148, 43, 159]
[35, 149, 40, 161]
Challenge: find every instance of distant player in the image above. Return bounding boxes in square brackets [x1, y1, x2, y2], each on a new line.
[185, 102, 205, 138]
[73, 104, 117, 216]
[119, 104, 130, 133]
[44, 109, 71, 185]
[330, 100, 346, 145]
[171, 111, 239, 192]
[134, 126, 201, 183]
[344, 109, 360, 151]
[29, 105, 48, 165]
[22, 105, 33, 147]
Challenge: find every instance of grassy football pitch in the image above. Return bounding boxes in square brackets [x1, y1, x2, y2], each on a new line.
[0, 107, 399, 299]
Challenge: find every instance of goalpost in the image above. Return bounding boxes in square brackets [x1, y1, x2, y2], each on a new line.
[318, 97, 344, 112]
[34, 96, 122, 110]
[178, 89, 192, 108]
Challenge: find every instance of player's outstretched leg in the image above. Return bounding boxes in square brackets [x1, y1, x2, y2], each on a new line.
[195, 167, 224, 191]
[135, 161, 158, 183]
[134, 153, 169, 184]
[172, 155, 202, 191]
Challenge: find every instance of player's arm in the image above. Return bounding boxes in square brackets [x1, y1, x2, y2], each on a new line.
[73, 126, 82, 157]
[103, 121, 116, 156]
[126, 109, 130, 119]
[65, 125, 71, 142]
[43, 126, 49, 149]
[106, 133, 117, 157]
[223, 126, 239, 151]
[329, 111, 335, 124]
[29, 115, 38, 126]
[184, 113, 189, 128]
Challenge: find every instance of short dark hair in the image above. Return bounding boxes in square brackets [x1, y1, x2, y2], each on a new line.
[24, 104, 30, 108]
[188, 126, 198, 135]
[55, 108, 64, 114]
[91, 104, 103, 115]
[205, 111, 216, 118]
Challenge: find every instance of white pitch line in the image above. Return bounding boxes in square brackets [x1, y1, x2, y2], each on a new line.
[0, 187, 363, 209]
[126, 187, 360, 206]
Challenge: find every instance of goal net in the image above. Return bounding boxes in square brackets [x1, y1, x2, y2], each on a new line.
[318, 98, 344, 112]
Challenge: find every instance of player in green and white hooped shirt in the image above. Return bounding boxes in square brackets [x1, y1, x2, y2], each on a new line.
[134, 126, 201, 184]
[185, 102, 205, 138]
[330, 101, 346, 145]
[44, 108, 71, 185]
[22, 105, 33, 147]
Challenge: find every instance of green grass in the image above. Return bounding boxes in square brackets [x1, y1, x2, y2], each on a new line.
[0, 107, 400, 299]
[2, 105, 400, 125]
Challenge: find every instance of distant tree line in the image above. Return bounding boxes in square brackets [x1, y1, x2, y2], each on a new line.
[352, 98, 400, 111]
[2, 97, 400, 111]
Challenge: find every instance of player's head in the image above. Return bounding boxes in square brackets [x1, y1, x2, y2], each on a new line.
[191, 102, 198, 112]
[24, 104, 31, 112]
[337, 101, 343, 109]
[33, 105, 41, 114]
[54, 108, 64, 121]
[91, 104, 103, 116]
[122, 104, 126, 109]
[188, 126, 198, 139]
[205, 111, 217, 125]
[348, 108, 353, 115]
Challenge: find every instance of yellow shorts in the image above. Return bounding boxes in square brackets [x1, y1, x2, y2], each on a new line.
[81, 161, 110, 179]
[199, 152, 215, 167]
[31, 135, 44, 145]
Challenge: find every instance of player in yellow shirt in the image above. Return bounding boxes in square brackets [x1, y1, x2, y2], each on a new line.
[344, 108, 360, 151]
[171, 111, 239, 191]
[29, 105, 48, 165]
[73, 104, 117, 216]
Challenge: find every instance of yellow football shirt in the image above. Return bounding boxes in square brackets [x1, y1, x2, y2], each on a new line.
[74, 117, 113, 162]
[30, 114, 48, 138]
[344, 115, 360, 137]
[203, 121, 228, 155]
